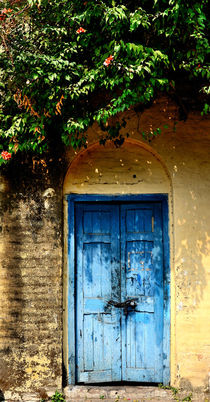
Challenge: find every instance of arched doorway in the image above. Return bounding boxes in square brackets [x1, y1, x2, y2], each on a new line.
[63, 140, 171, 386]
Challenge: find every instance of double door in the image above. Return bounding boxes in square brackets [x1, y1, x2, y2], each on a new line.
[75, 202, 164, 383]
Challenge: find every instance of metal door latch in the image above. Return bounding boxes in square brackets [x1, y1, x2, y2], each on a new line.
[107, 298, 137, 316]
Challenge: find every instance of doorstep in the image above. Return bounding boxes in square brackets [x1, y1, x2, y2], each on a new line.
[64, 385, 174, 401]
[64, 385, 210, 402]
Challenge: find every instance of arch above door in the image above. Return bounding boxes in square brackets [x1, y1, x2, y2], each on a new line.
[63, 139, 171, 196]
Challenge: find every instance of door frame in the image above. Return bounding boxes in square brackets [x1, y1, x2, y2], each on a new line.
[66, 194, 170, 385]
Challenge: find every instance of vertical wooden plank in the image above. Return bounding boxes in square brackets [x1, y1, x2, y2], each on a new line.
[101, 243, 111, 298]
[83, 211, 93, 234]
[84, 314, 94, 371]
[143, 313, 155, 369]
[103, 211, 111, 234]
[144, 242, 153, 297]
[92, 242, 102, 297]
[103, 316, 111, 370]
[93, 315, 104, 370]
[126, 209, 134, 233]
[83, 243, 93, 298]
[130, 313, 136, 368]
[126, 241, 145, 297]
[93, 211, 101, 233]
[144, 209, 153, 232]
[135, 313, 144, 368]
[134, 209, 144, 232]
[126, 314, 131, 368]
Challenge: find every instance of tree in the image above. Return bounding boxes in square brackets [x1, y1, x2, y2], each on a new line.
[0, 0, 209, 165]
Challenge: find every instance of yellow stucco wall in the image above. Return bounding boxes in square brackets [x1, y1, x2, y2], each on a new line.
[63, 97, 210, 390]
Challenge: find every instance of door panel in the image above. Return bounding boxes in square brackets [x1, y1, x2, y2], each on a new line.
[75, 202, 164, 384]
[75, 204, 121, 383]
[121, 204, 164, 382]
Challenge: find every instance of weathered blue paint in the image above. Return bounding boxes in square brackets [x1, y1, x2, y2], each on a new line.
[67, 194, 170, 385]
[121, 203, 164, 382]
[75, 204, 121, 383]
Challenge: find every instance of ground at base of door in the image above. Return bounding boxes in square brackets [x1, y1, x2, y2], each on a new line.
[64, 385, 210, 402]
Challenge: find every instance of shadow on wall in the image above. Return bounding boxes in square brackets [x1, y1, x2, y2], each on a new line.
[175, 187, 209, 312]
[0, 390, 5, 401]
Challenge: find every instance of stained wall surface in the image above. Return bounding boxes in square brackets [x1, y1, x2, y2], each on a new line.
[64, 98, 210, 391]
[0, 161, 64, 401]
[0, 97, 209, 400]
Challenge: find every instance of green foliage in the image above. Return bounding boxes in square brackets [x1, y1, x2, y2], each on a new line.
[182, 394, 192, 402]
[0, 0, 209, 164]
[158, 383, 179, 396]
[158, 384, 193, 402]
[40, 390, 65, 401]
[51, 390, 65, 402]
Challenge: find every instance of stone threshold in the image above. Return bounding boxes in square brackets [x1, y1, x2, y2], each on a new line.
[64, 385, 210, 402]
[64, 385, 174, 401]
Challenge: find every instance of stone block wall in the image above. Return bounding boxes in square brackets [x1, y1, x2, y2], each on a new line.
[0, 159, 64, 400]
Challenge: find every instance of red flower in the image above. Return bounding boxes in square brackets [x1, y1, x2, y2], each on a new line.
[103, 55, 114, 67]
[0, 8, 12, 21]
[76, 27, 86, 34]
[1, 151, 12, 160]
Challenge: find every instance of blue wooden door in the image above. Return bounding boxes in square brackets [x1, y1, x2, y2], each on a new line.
[75, 202, 164, 383]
